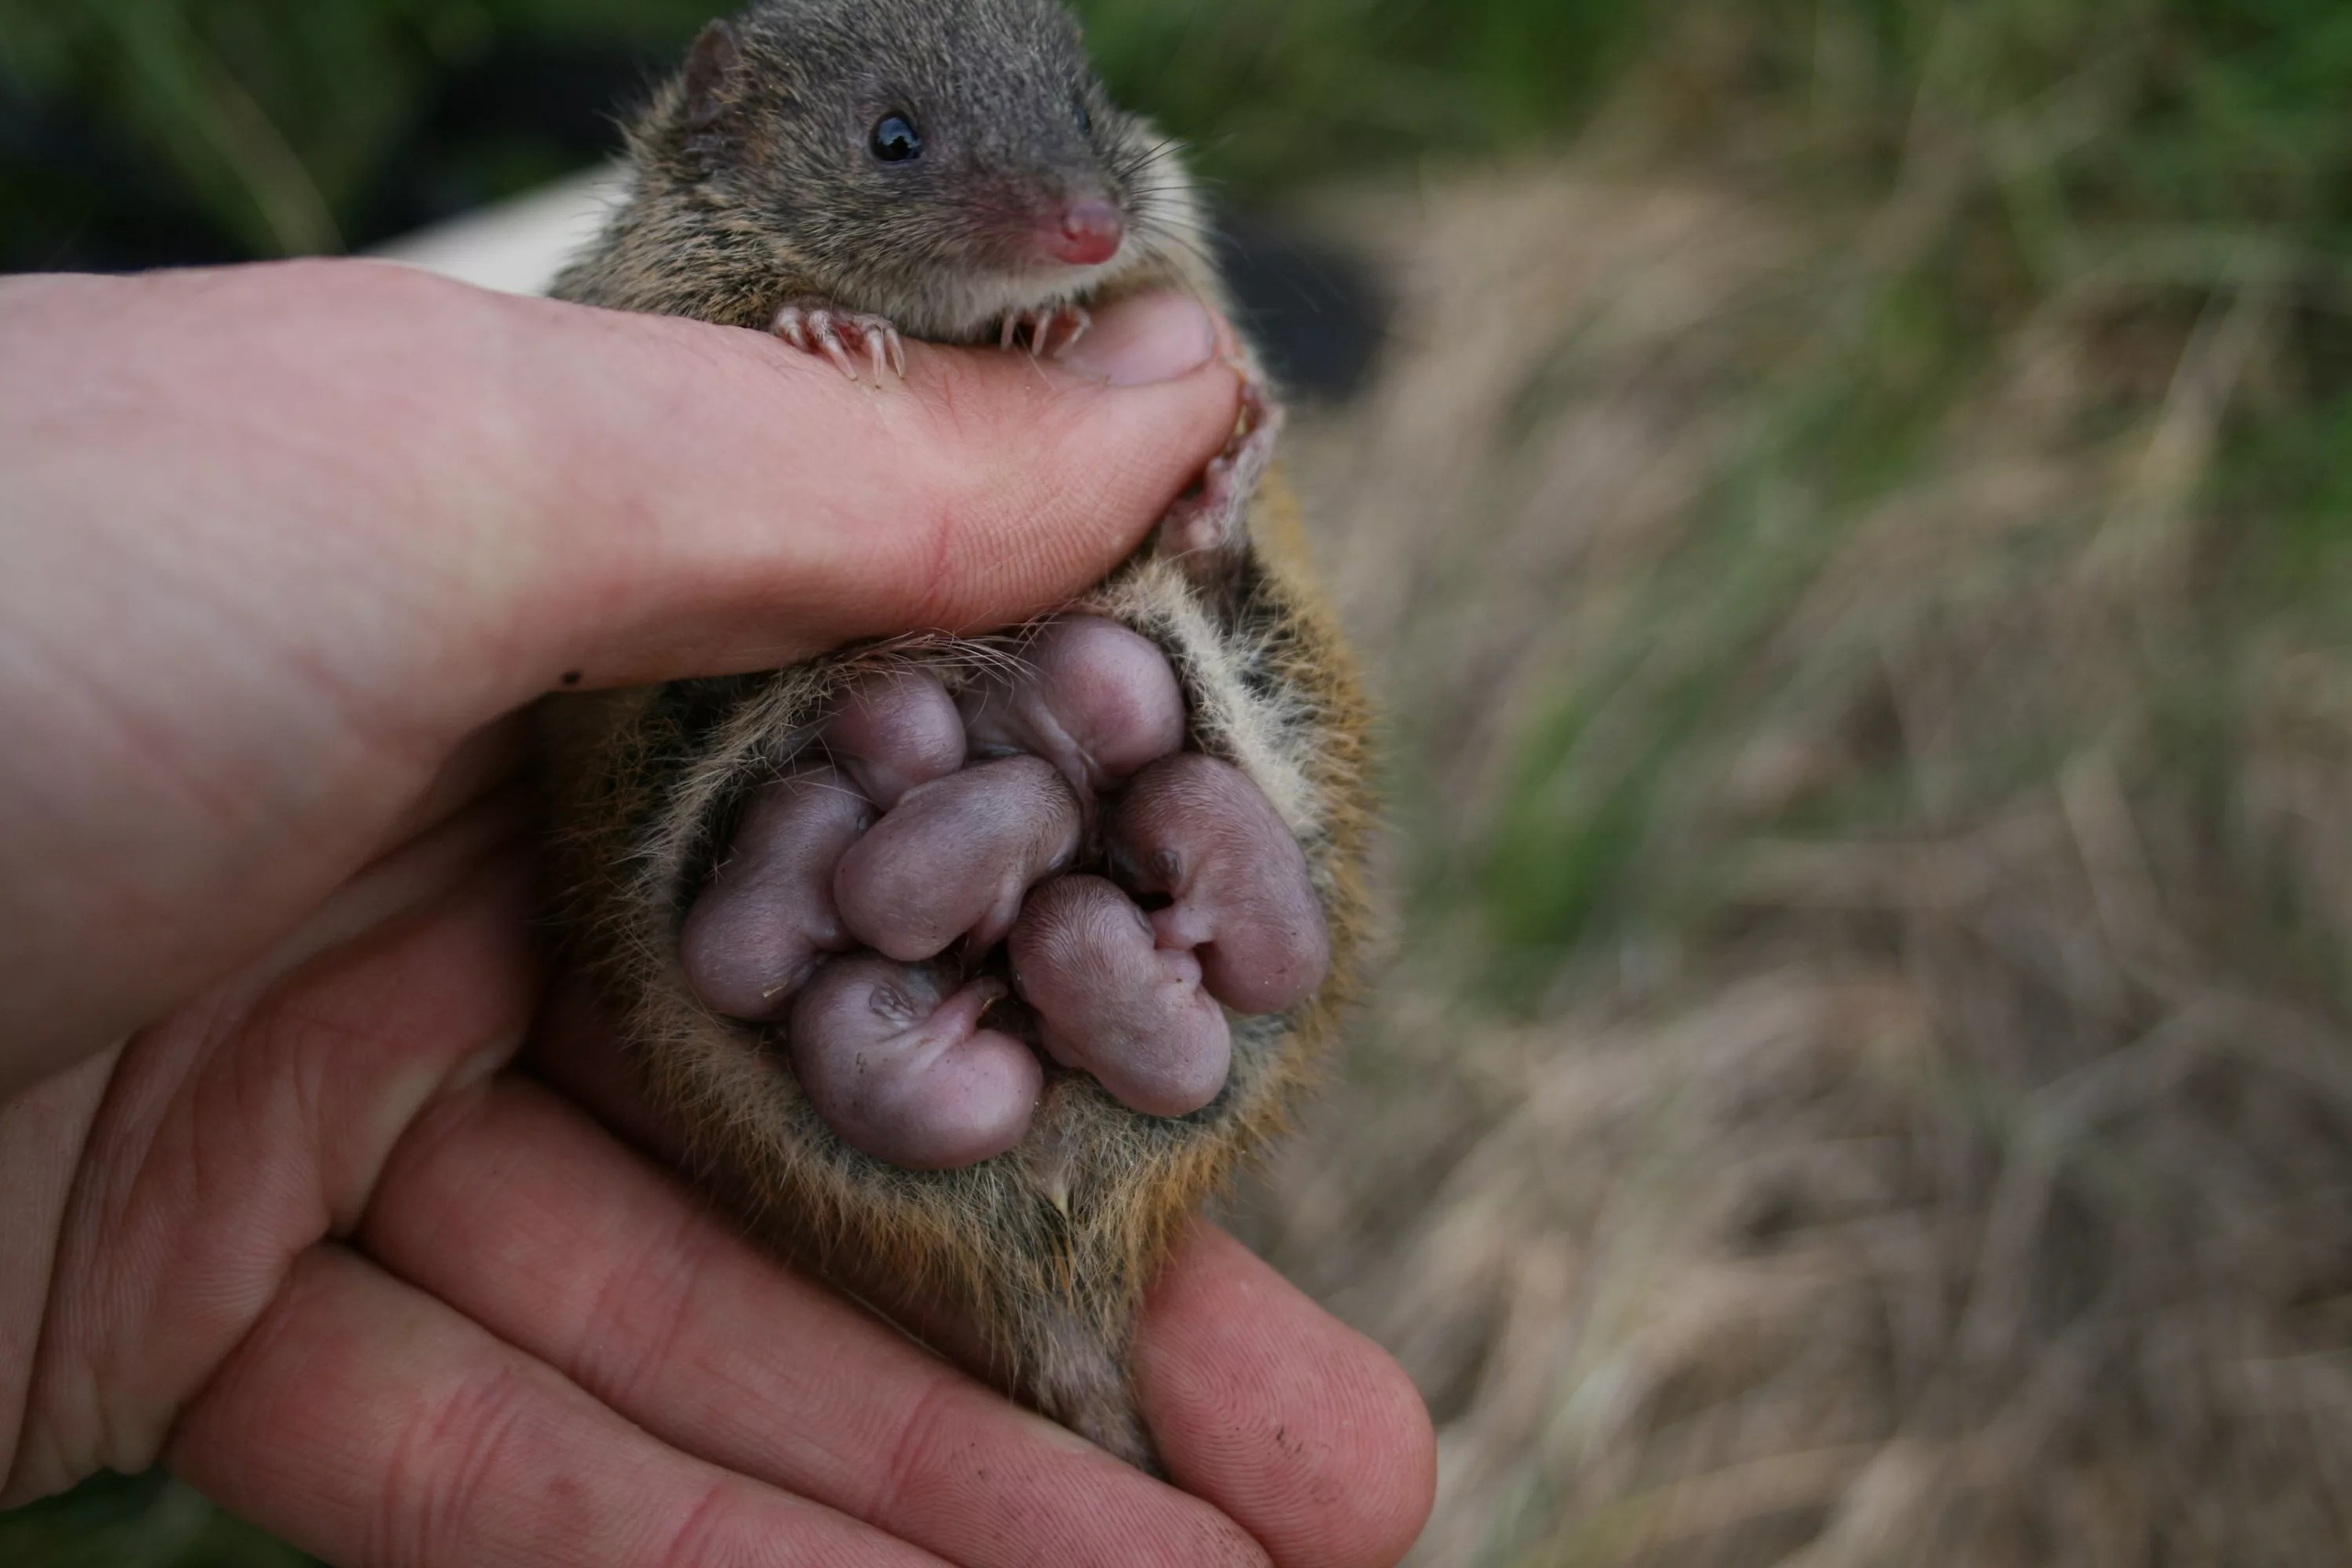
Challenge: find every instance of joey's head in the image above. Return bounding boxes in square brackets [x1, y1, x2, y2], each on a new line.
[641, 0, 1202, 340]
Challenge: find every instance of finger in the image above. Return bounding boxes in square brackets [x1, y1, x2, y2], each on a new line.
[517, 285, 1235, 689]
[361, 1073, 1271, 1568]
[170, 1246, 946, 1568]
[1136, 1224, 1437, 1568]
[3, 839, 539, 1504]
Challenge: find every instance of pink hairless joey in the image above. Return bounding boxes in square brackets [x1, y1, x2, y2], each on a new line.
[1010, 874, 1233, 1118]
[961, 615, 1189, 800]
[787, 957, 1044, 1168]
[832, 754, 1083, 963]
[1108, 752, 1331, 1017]
[820, 668, 966, 809]
[680, 769, 870, 1021]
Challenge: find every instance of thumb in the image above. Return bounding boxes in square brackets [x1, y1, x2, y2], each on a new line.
[0, 264, 1240, 1085]
[500, 289, 1241, 695]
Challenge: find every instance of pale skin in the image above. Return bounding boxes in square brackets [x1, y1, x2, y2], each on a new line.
[0, 262, 1436, 1566]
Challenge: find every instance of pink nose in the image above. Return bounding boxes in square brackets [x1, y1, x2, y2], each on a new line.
[1044, 201, 1125, 266]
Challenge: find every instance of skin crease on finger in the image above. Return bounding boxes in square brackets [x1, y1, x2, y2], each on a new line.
[0, 263, 1239, 1093]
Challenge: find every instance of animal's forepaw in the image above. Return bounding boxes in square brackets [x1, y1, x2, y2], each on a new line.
[772, 299, 907, 382]
[1155, 368, 1283, 588]
[1000, 303, 1092, 358]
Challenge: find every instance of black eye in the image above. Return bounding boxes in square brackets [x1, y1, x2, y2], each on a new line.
[1075, 96, 1093, 136]
[870, 113, 922, 163]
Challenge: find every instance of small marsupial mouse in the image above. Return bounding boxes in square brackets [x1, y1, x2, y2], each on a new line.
[538, 0, 1372, 1470]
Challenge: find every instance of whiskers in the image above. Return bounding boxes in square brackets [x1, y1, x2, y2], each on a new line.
[1114, 136, 1221, 279]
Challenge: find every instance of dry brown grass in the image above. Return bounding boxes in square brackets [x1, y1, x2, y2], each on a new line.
[1249, 164, 2352, 1565]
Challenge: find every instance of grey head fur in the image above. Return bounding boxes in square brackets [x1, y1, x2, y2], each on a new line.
[557, 0, 1208, 339]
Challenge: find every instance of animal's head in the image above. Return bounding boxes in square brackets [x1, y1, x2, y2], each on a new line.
[647, 0, 1203, 338]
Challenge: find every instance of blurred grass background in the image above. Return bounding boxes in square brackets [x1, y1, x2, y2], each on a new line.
[10, 0, 2352, 1562]
[0, 0, 1636, 266]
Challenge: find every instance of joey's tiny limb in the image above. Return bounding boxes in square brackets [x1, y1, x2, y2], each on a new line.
[773, 298, 907, 381]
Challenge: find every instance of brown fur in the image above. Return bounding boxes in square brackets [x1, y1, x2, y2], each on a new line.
[548, 0, 1217, 336]
[537, 0, 1372, 1467]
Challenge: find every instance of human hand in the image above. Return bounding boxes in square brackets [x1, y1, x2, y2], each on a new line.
[0, 262, 1435, 1565]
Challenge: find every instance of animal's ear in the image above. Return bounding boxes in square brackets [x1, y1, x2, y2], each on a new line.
[682, 18, 745, 170]
[684, 19, 744, 128]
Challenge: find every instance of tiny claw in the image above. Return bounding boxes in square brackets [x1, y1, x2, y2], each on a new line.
[772, 298, 906, 384]
[998, 305, 1092, 359]
[814, 317, 861, 381]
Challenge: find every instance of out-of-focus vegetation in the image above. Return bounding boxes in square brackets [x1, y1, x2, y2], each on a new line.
[11, 0, 2352, 1562]
[9, 1, 2352, 270]
[0, 0, 1644, 265]
[1250, 1, 2352, 1560]
[0, 0, 711, 264]
[0, 1473, 318, 1568]
[1470, 0, 2352, 987]
[0, 0, 1656, 266]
